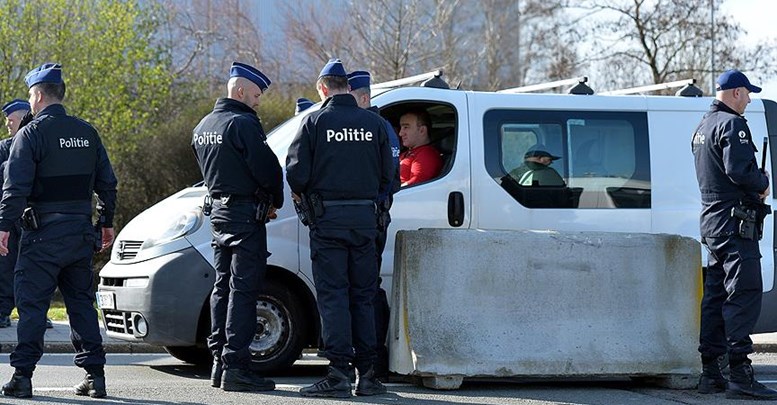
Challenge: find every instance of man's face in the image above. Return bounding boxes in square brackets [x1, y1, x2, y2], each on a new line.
[4, 110, 27, 136]
[28, 87, 42, 116]
[241, 81, 264, 111]
[399, 113, 427, 149]
[733, 87, 752, 115]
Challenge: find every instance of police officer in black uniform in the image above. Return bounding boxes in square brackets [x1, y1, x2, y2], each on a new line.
[692, 69, 777, 400]
[0, 99, 31, 329]
[192, 62, 283, 392]
[0, 63, 117, 399]
[347, 70, 400, 380]
[288, 59, 392, 398]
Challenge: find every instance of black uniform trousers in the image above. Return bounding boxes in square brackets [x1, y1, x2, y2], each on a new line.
[0, 224, 20, 317]
[700, 235, 762, 359]
[11, 216, 105, 373]
[310, 204, 378, 371]
[373, 211, 390, 371]
[207, 202, 267, 370]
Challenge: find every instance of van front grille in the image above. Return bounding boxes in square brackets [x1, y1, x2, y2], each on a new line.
[115, 240, 142, 260]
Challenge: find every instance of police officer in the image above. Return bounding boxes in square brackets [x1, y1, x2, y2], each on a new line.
[0, 63, 117, 399]
[0, 100, 54, 331]
[192, 61, 282, 392]
[295, 97, 314, 115]
[347, 70, 400, 380]
[287, 59, 392, 398]
[692, 69, 777, 400]
[0, 99, 30, 329]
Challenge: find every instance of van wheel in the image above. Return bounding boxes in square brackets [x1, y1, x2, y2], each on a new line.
[250, 280, 307, 372]
[164, 345, 211, 365]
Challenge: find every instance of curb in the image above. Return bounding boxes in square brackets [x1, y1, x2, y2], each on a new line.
[1, 342, 166, 354]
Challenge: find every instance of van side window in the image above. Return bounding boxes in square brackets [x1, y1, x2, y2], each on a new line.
[484, 110, 650, 209]
[381, 102, 457, 188]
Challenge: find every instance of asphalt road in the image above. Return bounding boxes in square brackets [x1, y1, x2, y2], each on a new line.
[2, 353, 777, 404]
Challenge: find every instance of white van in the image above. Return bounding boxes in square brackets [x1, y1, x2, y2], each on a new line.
[97, 74, 777, 372]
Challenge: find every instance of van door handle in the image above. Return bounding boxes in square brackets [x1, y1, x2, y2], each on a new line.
[448, 192, 464, 227]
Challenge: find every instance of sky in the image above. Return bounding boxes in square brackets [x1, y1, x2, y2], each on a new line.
[722, 0, 777, 101]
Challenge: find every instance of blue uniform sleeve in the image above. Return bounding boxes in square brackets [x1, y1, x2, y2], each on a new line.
[378, 122, 393, 197]
[0, 128, 37, 231]
[94, 137, 118, 227]
[719, 119, 769, 193]
[286, 115, 315, 195]
[231, 117, 284, 208]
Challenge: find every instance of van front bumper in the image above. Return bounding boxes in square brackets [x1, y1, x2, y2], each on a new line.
[98, 247, 214, 346]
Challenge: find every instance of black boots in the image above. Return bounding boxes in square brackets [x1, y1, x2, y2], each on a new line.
[726, 360, 777, 400]
[355, 366, 387, 396]
[698, 359, 727, 394]
[74, 373, 107, 398]
[210, 358, 223, 388]
[220, 368, 275, 392]
[300, 366, 352, 398]
[2, 372, 32, 398]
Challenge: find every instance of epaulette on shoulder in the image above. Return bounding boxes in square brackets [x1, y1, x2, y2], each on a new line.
[72, 115, 97, 130]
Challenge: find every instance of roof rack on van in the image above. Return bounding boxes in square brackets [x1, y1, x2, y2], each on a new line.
[372, 69, 445, 90]
[599, 79, 704, 97]
[497, 77, 594, 95]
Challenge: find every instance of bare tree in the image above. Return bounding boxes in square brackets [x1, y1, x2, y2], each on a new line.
[578, 0, 777, 93]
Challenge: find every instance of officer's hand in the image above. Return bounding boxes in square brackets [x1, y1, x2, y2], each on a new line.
[0, 231, 8, 256]
[291, 192, 301, 203]
[267, 207, 278, 220]
[101, 227, 115, 252]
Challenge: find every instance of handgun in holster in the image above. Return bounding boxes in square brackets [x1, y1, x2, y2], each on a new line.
[21, 207, 39, 231]
[731, 203, 768, 241]
[202, 195, 213, 216]
[254, 189, 273, 223]
[94, 202, 106, 252]
[377, 198, 392, 230]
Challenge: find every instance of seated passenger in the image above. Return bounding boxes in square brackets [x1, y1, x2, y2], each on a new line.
[510, 146, 565, 186]
[399, 109, 443, 186]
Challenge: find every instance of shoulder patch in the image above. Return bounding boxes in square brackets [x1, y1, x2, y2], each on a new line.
[739, 130, 747, 139]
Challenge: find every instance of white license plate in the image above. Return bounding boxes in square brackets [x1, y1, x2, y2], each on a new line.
[96, 292, 115, 310]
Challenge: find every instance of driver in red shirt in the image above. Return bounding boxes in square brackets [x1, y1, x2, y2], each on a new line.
[398, 109, 442, 186]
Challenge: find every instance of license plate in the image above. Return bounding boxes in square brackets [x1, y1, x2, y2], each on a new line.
[96, 291, 115, 310]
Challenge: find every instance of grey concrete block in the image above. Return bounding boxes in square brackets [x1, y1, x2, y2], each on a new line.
[389, 229, 702, 387]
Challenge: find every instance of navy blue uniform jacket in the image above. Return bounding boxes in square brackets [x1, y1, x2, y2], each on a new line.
[692, 99, 769, 237]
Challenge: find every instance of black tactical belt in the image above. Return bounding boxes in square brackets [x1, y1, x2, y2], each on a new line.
[322, 200, 374, 207]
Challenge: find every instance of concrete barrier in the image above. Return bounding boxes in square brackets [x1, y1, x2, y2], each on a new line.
[389, 229, 702, 389]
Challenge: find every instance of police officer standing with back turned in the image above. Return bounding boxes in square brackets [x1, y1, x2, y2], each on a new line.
[692, 69, 777, 400]
[0, 63, 117, 399]
[288, 59, 392, 398]
[347, 70, 400, 380]
[192, 61, 283, 393]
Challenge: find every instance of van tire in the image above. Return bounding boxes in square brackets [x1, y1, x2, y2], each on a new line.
[250, 280, 308, 372]
[164, 345, 211, 365]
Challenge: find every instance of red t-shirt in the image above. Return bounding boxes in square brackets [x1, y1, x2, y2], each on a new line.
[400, 144, 443, 186]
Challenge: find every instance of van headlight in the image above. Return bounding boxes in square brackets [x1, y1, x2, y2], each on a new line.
[140, 209, 203, 250]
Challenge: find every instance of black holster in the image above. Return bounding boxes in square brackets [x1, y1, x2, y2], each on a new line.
[21, 207, 39, 231]
[254, 189, 273, 223]
[732, 201, 771, 241]
[377, 199, 391, 230]
[294, 192, 323, 228]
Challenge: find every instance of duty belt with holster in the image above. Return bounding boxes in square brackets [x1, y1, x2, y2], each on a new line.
[203, 191, 274, 223]
[731, 201, 772, 241]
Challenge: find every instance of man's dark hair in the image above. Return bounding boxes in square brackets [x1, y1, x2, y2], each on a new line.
[317, 76, 348, 93]
[35, 82, 66, 101]
[403, 108, 431, 129]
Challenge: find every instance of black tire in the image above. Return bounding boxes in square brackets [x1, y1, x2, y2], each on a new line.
[164, 345, 211, 365]
[250, 280, 308, 373]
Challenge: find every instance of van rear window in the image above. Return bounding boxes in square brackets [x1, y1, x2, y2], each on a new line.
[484, 110, 650, 209]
